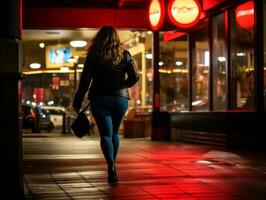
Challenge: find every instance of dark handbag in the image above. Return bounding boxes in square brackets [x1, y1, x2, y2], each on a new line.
[71, 103, 91, 138]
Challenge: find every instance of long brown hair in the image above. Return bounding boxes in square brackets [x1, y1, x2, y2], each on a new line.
[88, 25, 122, 65]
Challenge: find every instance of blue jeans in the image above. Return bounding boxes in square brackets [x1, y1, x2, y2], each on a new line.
[90, 96, 128, 167]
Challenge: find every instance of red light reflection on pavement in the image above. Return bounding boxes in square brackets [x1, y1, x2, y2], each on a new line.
[23, 137, 266, 199]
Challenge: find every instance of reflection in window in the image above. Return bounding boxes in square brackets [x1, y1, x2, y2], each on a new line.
[230, 1, 255, 110]
[128, 31, 153, 110]
[159, 32, 189, 112]
[192, 28, 209, 111]
[213, 13, 227, 110]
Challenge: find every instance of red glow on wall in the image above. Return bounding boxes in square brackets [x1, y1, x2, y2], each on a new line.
[148, 0, 165, 30]
[23, 8, 149, 29]
[168, 0, 202, 29]
[235, 1, 254, 29]
[163, 31, 186, 41]
[203, 0, 227, 11]
[200, 11, 206, 19]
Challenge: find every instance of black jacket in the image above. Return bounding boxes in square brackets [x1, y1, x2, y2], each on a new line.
[73, 50, 139, 109]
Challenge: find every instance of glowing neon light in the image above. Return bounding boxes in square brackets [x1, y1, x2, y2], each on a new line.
[168, 0, 201, 28]
[235, 1, 254, 29]
[148, 0, 165, 30]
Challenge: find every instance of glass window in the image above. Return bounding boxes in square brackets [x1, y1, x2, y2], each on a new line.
[212, 13, 227, 110]
[159, 32, 189, 112]
[230, 1, 255, 110]
[127, 31, 153, 111]
[21, 29, 153, 113]
[191, 28, 210, 111]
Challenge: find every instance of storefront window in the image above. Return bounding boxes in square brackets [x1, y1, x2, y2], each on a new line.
[159, 32, 189, 112]
[212, 13, 227, 110]
[191, 28, 209, 111]
[230, 1, 255, 110]
[21, 29, 152, 112]
[127, 31, 153, 110]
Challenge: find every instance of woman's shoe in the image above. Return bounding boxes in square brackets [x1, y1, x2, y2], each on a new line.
[108, 174, 118, 184]
[108, 163, 118, 184]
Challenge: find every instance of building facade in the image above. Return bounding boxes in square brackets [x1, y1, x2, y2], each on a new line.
[149, 0, 265, 148]
[0, 0, 265, 196]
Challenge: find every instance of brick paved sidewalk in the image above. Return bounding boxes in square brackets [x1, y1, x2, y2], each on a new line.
[23, 134, 266, 199]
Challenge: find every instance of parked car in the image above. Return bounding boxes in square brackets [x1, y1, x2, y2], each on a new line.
[22, 104, 54, 132]
[41, 106, 66, 127]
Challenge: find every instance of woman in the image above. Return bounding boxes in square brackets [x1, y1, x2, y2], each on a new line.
[72, 25, 139, 184]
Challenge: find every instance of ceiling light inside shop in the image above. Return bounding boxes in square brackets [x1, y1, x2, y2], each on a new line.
[158, 61, 164, 66]
[218, 56, 226, 62]
[237, 52, 246, 56]
[78, 64, 84, 68]
[204, 51, 210, 67]
[145, 53, 152, 59]
[69, 40, 87, 48]
[30, 63, 41, 69]
[192, 100, 202, 106]
[176, 61, 183, 66]
[68, 57, 77, 63]
[60, 67, 69, 72]
[39, 43, 45, 48]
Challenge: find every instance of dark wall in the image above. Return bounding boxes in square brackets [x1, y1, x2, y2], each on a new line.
[171, 112, 266, 148]
[0, 0, 21, 38]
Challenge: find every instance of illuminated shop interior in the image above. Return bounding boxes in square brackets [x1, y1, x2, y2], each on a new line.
[21, 29, 153, 112]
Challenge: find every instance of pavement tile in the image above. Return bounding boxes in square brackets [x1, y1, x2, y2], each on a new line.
[23, 134, 266, 200]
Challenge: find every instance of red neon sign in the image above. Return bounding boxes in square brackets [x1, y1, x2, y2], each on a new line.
[168, 0, 202, 29]
[148, 0, 165, 30]
[235, 1, 254, 29]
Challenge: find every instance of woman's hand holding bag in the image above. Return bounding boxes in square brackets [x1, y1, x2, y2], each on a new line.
[71, 103, 91, 138]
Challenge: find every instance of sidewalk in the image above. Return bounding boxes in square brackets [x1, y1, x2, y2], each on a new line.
[23, 133, 266, 199]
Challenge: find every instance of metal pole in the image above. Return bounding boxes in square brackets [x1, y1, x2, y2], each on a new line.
[74, 63, 77, 91]
[62, 112, 66, 134]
